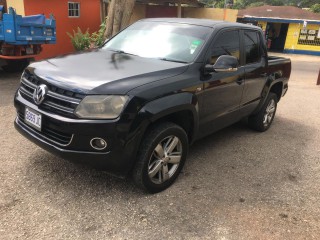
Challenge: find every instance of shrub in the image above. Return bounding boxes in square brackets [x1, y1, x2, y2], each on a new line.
[91, 22, 107, 48]
[67, 23, 107, 51]
[67, 27, 91, 51]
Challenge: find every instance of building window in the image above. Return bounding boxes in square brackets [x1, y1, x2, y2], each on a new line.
[298, 29, 320, 46]
[68, 2, 80, 17]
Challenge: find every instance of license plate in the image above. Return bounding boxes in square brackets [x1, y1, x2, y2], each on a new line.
[26, 47, 33, 55]
[25, 107, 42, 131]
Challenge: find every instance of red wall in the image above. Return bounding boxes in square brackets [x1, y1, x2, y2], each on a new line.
[24, 0, 101, 60]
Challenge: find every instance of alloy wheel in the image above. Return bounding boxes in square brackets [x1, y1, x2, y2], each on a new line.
[263, 99, 276, 127]
[148, 135, 182, 184]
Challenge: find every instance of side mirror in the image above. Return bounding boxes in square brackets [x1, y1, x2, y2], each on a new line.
[204, 55, 239, 73]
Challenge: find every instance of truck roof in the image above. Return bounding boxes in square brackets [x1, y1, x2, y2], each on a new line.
[139, 18, 261, 30]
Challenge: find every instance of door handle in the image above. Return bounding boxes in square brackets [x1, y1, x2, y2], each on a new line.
[236, 78, 244, 85]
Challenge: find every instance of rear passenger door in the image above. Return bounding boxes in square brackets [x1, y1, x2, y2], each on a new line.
[240, 30, 268, 116]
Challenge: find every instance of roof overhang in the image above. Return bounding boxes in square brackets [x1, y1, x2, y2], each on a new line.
[241, 16, 320, 25]
[136, 0, 205, 7]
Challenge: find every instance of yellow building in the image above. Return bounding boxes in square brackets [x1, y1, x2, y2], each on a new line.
[238, 5, 320, 56]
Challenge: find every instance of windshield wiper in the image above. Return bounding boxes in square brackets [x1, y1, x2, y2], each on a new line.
[158, 57, 188, 64]
[109, 49, 138, 56]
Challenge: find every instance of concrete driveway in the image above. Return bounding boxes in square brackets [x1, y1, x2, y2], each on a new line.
[0, 54, 320, 239]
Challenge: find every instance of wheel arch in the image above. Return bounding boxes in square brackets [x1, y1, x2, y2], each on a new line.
[136, 92, 199, 144]
[269, 81, 283, 102]
[252, 76, 284, 115]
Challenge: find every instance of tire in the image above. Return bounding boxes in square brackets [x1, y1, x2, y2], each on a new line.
[2, 59, 30, 73]
[248, 92, 278, 132]
[132, 122, 188, 193]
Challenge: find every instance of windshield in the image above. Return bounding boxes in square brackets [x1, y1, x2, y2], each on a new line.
[102, 21, 211, 63]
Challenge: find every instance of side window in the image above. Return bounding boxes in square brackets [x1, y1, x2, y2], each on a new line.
[210, 30, 240, 65]
[244, 31, 261, 64]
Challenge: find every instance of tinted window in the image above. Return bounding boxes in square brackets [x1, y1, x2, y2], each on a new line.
[244, 31, 261, 64]
[210, 30, 240, 65]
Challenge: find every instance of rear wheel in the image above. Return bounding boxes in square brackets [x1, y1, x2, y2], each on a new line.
[132, 122, 188, 193]
[248, 93, 278, 132]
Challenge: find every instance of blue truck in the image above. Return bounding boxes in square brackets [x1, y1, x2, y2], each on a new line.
[0, 6, 56, 72]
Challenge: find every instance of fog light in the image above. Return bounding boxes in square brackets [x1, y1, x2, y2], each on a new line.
[90, 138, 107, 150]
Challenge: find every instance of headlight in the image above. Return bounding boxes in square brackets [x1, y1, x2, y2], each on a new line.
[75, 95, 128, 119]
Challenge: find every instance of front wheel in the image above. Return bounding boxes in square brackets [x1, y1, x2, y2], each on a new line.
[132, 122, 188, 193]
[248, 93, 278, 132]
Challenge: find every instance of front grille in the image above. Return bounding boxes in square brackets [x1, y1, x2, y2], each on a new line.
[17, 112, 73, 146]
[19, 70, 85, 118]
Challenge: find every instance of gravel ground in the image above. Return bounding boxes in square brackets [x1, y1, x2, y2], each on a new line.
[0, 54, 320, 240]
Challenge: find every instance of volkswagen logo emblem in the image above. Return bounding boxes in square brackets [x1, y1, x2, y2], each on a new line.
[33, 84, 48, 105]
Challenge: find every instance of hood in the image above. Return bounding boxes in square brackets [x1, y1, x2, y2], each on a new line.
[29, 49, 189, 95]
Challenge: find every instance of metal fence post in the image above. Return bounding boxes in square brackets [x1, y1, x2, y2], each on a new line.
[317, 69, 320, 86]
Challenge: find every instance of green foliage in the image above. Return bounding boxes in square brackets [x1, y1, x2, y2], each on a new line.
[201, 0, 231, 8]
[299, 0, 319, 8]
[215, 1, 225, 8]
[233, 0, 252, 9]
[310, 3, 320, 13]
[265, 0, 284, 6]
[91, 22, 107, 48]
[201, 0, 215, 7]
[248, 2, 265, 8]
[67, 23, 107, 51]
[67, 27, 91, 51]
[201, 0, 320, 9]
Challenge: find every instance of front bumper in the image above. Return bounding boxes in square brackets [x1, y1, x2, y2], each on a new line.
[14, 91, 144, 177]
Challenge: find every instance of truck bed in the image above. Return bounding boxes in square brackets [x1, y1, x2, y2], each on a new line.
[268, 55, 291, 65]
[0, 7, 56, 45]
[267, 55, 291, 80]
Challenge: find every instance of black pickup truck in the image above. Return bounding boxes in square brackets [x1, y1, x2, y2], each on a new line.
[14, 19, 291, 193]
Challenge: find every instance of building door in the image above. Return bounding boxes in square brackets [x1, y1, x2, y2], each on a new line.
[146, 5, 177, 18]
[266, 22, 289, 52]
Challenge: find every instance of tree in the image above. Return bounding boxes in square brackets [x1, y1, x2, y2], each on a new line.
[103, 0, 136, 39]
[231, 0, 320, 9]
[201, 0, 234, 8]
[248, 2, 265, 8]
[201, 0, 215, 7]
[299, 0, 319, 8]
[310, 3, 320, 13]
[265, 0, 284, 6]
[233, 0, 255, 9]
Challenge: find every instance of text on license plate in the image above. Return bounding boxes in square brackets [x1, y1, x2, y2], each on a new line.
[25, 108, 42, 131]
